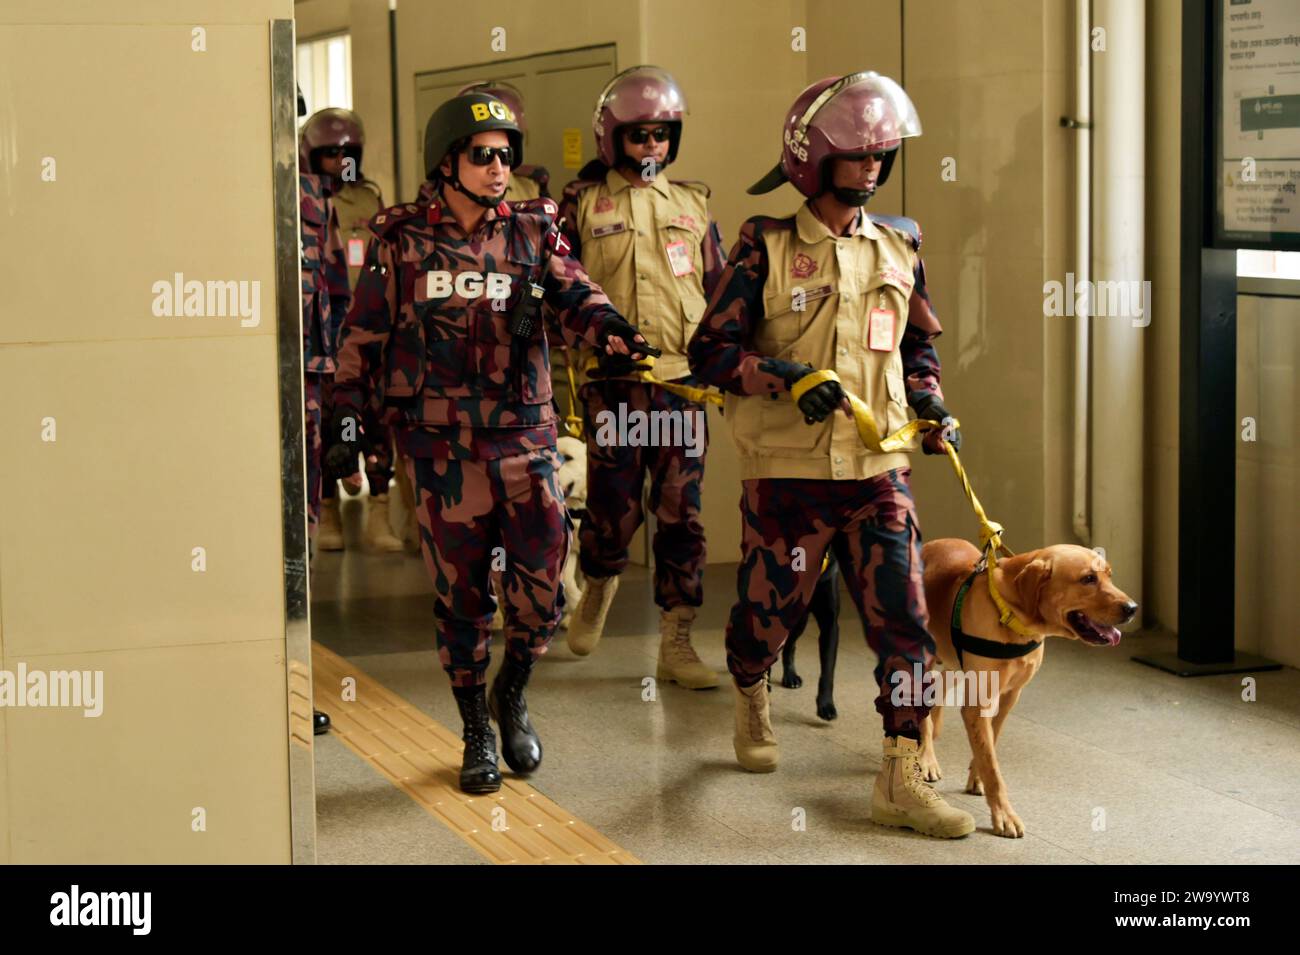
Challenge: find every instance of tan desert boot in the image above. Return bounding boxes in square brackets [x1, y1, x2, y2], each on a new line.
[733, 678, 778, 772]
[656, 606, 719, 689]
[566, 574, 618, 656]
[872, 735, 976, 838]
[318, 497, 344, 551]
[363, 493, 405, 552]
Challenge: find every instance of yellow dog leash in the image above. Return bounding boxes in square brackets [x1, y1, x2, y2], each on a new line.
[787, 370, 1032, 635]
[567, 358, 1030, 631]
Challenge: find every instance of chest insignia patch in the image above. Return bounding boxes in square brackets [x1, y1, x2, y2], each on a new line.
[791, 252, 818, 279]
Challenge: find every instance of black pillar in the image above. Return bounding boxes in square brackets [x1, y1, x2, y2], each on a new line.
[1133, 0, 1279, 677]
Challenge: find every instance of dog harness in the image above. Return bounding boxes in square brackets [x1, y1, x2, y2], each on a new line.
[950, 570, 1041, 667]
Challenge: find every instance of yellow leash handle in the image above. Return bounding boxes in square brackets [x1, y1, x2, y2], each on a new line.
[582, 353, 725, 406]
[790, 369, 933, 454]
[563, 347, 584, 438]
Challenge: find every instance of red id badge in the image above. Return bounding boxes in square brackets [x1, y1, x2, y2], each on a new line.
[347, 238, 365, 267]
[868, 308, 896, 351]
[666, 240, 694, 276]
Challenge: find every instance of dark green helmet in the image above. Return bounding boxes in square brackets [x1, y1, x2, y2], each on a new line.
[423, 92, 524, 181]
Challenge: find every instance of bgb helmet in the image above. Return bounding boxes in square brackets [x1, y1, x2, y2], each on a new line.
[299, 107, 366, 176]
[457, 80, 528, 134]
[592, 65, 687, 169]
[423, 92, 523, 207]
[748, 71, 921, 204]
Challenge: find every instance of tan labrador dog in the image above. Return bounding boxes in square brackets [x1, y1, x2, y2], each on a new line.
[917, 539, 1137, 837]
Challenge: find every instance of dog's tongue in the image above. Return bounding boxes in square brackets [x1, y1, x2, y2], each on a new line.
[1070, 611, 1122, 646]
[1097, 625, 1121, 646]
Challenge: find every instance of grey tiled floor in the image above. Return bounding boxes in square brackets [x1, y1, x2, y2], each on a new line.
[311, 496, 1300, 864]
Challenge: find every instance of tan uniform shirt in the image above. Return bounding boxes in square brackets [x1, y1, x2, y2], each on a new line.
[560, 167, 724, 384]
[331, 180, 384, 289]
[688, 204, 946, 481]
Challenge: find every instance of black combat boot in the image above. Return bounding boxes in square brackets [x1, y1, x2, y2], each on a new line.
[488, 656, 543, 774]
[451, 684, 502, 794]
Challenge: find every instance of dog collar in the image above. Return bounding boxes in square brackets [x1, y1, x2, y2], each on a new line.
[951, 571, 1041, 667]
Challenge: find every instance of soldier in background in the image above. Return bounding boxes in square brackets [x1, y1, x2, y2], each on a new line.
[298, 90, 351, 736]
[688, 72, 973, 838]
[300, 108, 405, 553]
[328, 92, 654, 794]
[558, 66, 725, 690]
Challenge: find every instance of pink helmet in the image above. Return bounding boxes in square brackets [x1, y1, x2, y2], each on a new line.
[749, 72, 921, 197]
[458, 81, 528, 133]
[592, 65, 687, 167]
[299, 107, 366, 174]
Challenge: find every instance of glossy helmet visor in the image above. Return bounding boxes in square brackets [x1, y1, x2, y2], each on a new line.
[592, 65, 687, 170]
[749, 71, 921, 200]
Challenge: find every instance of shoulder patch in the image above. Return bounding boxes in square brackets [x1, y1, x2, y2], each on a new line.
[868, 213, 922, 251]
[561, 177, 604, 201]
[671, 179, 712, 199]
[745, 213, 796, 237]
[509, 196, 560, 218]
[369, 202, 423, 238]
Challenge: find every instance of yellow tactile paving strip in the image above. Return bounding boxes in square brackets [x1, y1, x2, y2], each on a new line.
[311, 642, 640, 865]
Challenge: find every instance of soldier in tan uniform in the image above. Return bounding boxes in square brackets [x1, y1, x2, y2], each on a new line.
[557, 66, 726, 689]
[689, 73, 975, 838]
[301, 108, 406, 554]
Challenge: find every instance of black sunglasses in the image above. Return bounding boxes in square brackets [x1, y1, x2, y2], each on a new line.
[846, 150, 890, 163]
[624, 126, 671, 145]
[466, 144, 514, 166]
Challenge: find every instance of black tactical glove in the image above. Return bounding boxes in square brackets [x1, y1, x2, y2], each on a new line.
[590, 351, 651, 379]
[599, 316, 661, 363]
[914, 394, 962, 454]
[786, 365, 848, 425]
[324, 406, 372, 480]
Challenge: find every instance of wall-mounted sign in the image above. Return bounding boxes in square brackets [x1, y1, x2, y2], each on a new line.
[562, 128, 583, 170]
[1216, 0, 1300, 249]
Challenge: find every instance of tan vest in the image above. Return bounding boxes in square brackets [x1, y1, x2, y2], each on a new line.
[723, 204, 922, 481]
[331, 181, 384, 289]
[574, 167, 712, 382]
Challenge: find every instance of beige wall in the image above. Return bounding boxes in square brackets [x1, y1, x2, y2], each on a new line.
[0, 0, 296, 862]
[1145, 0, 1182, 634]
[1236, 294, 1300, 667]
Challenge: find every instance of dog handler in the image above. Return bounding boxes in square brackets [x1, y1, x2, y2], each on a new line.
[328, 92, 654, 795]
[687, 72, 973, 838]
[558, 66, 726, 687]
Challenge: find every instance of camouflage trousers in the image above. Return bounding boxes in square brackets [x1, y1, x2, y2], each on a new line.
[578, 380, 707, 610]
[407, 447, 570, 687]
[304, 373, 323, 537]
[320, 376, 394, 497]
[725, 467, 936, 737]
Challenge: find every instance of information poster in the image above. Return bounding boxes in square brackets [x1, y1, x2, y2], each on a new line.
[1218, 0, 1300, 247]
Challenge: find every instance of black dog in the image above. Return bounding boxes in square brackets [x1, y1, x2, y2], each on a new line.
[772, 551, 841, 721]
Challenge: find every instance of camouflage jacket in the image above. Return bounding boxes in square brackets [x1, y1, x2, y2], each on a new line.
[332, 180, 622, 450]
[300, 171, 350, 375]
